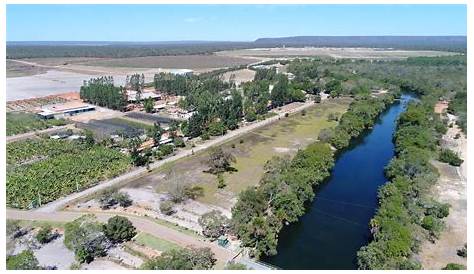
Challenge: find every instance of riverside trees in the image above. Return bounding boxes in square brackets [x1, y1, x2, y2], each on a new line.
[232, 142, 334, 258]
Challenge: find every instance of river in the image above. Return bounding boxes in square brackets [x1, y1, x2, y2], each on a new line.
[263, 94, 413, 269]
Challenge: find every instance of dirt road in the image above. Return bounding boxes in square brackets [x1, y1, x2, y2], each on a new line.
[36, 100, 318, 212]
[6, 209, 235, 264]
[6, 125, 71, 143]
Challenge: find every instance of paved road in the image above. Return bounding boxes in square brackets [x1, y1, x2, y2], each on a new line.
[7, 209, 236, 264]
[6, 125, 71, 143]
[36, 100, 317, 212]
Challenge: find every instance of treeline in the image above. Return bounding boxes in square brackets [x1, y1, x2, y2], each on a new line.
[447, 91, 467, 133]
[80, 76, 127, 110]
[357, 99, 450, 269]
[330, 94, 395, 149]
[231, 142, 335, 258]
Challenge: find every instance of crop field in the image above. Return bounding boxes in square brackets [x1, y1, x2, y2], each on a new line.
[6, 112, 68, 136]
[6, 138, 130, 209]
[76, 117, 152, 139]
[124, 112, 179, 125]
[125, 98, 352, 209]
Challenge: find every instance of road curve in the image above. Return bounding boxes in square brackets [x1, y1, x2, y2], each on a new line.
[7, 209, 235, 264]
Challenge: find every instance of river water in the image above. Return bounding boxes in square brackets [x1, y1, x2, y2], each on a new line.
[263, 94, 413, 269]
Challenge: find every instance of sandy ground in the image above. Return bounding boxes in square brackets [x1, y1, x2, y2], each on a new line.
[417, 117, 467, 269]
[222, 68, 256, 86]
[217, 47, 459, 59]
[81, 259, 128, 270]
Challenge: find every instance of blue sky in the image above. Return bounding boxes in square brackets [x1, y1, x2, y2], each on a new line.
[7, 4, 467, 41]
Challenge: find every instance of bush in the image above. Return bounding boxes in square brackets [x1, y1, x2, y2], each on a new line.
[301, 109, 307, 116]
[141, 247, 216, 270]
[439, 149, 463, 166]
[6, 250, 40, 270]
[457, 244, 467, 258]
[198, 210, 230, 239]
[36, 224, 53, 244]
[208, 121, 226, 136]
[115, 192, 133, 207]
[173, 137, 186, 148]
[103, 216, 137, 243]
[160, 201, 175, 215]
[183, 185, 204, 200]
[6, 220, 23, 238]
[327, 112, 340, 121]
[225, 262, 248, 270]
[97, 189, 132, 209]
[442, 263, 466, 270]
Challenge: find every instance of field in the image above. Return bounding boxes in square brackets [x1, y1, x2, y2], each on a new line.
[6, 60, 49, 78]
[217, 47, 459, 59]
[6, 138, 131, 209]
[6, 112, 68, 136]
[134, 232, 180, 252]
[124, 98, 352, 208]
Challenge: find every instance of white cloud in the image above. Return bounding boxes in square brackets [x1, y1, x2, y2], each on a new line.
[184, 17, 202, 23]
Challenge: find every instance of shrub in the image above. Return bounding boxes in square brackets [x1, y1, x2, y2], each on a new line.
[160, 201, 175, 215]
[6, 250, 40, 270]
[184, 185, 204, 200]
[173, 137, 185, 148]
[217, 173, 226, 189]
[327, 112, 340, 121]
[141, 247, 216, 270]
[439, 149, 463, 166]
[103, 216, 137, 243]
[36, 224, 53, 244]
[318, 128, 335, 143]
[457, 244, 467, 258]
[6, 220, 23, 238]
[442, 263, 466, 270]
[225, 262, 248, 270]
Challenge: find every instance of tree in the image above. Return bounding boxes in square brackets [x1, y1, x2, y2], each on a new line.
[147, 122, 163, 146]
[198, 210, 230, 239]
[206, 147, 236, 174]
[6, 250, 40, 270]
[97, 189, 133, 209]
[141, 247, 216, 270]
[103, 216, 137, 243]
[143, 97, 154, 113]
[225, 262, 248, 270]
[36, 224, 53, 244]
[84, 129, 95, 147]
[64, 215, 110, 263]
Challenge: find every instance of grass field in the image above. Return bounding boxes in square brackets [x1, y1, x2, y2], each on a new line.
[125, 98, 352, 209]
[134, 232, 180, 252]
[6, 112, 67, 136]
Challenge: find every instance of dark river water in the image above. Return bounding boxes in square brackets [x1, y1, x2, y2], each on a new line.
[263, 94, 413, 269]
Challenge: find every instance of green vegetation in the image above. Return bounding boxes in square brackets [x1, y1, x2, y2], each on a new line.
[6, 111, 67, 136]
[102, 215, 137, 243]
[330, 94, 395, 149]
[80, 76, 127, 110]
[357, 100, 449, 269]
[7, 138, 130, 209]
[64, 215, 110, 263]
[35, 224, 53, 244]
[141, 247, 216, 270]
[97, 189, 133, 209]
[442, 263, 466, 270]
[225, 262, 248, 270]
[160, 201, 176, 215]
[232, 142, 334, 258]
[134, 232, 180, 252]
[439, 149, 464, 166]
[6, 250, 40, 270]
[198, 210, 230, 240]
[447, 91, 466, 133]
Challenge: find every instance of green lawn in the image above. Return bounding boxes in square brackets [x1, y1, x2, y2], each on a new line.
[134, 232, 180, 252]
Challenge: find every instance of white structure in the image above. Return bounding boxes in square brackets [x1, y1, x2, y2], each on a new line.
[38, 101, 95, 119]
[158, 68, 194, 76]
[127, 90, 161, 102]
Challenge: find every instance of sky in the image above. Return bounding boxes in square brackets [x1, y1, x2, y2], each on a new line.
[6, 4, 467, 41]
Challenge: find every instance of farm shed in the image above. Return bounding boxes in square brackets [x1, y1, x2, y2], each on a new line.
[127, 90, 161, 102]
[37, 101, 95, 119]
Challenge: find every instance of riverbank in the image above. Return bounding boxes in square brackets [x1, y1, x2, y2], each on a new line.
[417, 117, 467, 269]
